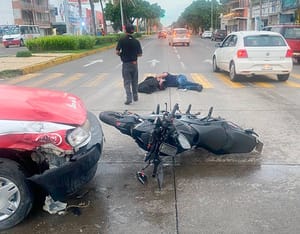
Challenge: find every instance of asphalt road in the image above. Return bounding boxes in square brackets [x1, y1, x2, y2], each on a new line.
[1, 36, 300, 234]
[0, 43, 29, 57]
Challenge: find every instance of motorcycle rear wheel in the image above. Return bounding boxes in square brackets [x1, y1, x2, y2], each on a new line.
[99, 111, 123, 126]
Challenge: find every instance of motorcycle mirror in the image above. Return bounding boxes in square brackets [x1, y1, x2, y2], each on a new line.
[186, 104, 192, 114]
[207, 107, 213, 118]
[171, 103, 179, 117]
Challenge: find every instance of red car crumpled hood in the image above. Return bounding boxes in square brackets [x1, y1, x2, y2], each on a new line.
[0, 85, 86, 125]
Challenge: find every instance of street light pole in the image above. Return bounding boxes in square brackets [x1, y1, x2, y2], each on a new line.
[211, 0, 213, 31]
[120, 0, 125, 32]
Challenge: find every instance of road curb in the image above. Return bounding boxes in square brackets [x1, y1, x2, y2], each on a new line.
[16, 44, 116, 75]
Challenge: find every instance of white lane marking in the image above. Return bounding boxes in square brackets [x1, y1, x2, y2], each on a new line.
[147, 59, 160, 67]
[84, 59, 103, 67]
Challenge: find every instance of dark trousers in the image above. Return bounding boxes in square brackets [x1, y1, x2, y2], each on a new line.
[122, 62, 138, 102]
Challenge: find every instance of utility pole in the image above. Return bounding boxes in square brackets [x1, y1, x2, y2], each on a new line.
[211, 0, 213, 31]
[247, 0, 252, 30]
[31, 0, 35, 24]
[120, 0, 125, 32]
[78, 0, 83, 35]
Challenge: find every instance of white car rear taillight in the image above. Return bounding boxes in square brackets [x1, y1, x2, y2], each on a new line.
[286, 48, 293, 57]
[237, 49, 248, 58]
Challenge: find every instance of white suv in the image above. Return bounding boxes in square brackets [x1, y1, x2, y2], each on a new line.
[168, 28, 191, 46]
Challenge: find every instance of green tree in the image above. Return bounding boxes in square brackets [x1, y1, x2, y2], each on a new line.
[178, 0, 223, 34]
[104, 0, 165, 32]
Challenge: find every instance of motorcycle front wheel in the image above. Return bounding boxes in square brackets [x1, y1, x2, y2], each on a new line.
[99, 111, 124, 127]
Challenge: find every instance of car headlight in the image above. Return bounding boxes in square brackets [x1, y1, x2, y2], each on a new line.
[67, 120, 91, 151]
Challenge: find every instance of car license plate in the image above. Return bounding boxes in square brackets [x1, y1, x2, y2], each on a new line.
[262, 64, 273, 70]
[159, 143, 177, 156]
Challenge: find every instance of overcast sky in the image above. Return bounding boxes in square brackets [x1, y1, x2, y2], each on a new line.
[148, 0, 193, 26]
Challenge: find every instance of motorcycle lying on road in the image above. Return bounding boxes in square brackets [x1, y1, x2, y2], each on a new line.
[99, 103, 263, 188]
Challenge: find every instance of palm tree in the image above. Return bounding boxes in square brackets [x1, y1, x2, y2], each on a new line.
[99, 0, 107, 34]
[89, 0, 97, 35]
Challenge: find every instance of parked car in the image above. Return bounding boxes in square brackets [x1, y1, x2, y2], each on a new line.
[201, 31, 212, 39]
[262, 24, 300, 63]
[212, 31, 293, 81]
[158, 30, 167, 39]
[0, 85, 104, 230]
[211, 29, 227, 41]
[168, 28, 191, 46]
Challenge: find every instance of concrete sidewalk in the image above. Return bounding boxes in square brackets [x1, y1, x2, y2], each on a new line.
[0, 45, 115, 76]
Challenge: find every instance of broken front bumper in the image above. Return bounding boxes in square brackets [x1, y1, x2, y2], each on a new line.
[28, 112, 104, 201]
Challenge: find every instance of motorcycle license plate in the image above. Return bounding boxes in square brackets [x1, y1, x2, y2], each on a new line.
[255, 140, 263, 153]
[159, 143, 177, 156]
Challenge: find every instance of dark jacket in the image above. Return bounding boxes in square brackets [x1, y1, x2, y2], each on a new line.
[138, 76, 160, 94]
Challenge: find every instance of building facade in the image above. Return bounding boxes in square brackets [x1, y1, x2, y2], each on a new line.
[13, 0, 51, 35]
[0, 0, 104, 36]
[46, 0, 104, 35]
[221, 0, 300, 33]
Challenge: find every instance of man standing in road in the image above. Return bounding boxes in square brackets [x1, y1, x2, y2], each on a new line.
[116, 24, 143, 105]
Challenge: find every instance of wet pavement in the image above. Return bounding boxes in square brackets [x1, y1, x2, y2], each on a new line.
[3, 157, 300, 234]
[1, 46, 300, 234]
[2, 124, 299, 234]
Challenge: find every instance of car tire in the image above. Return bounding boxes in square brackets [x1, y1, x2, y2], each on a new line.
[187, 43, 190, 46]
[229, 62, 239, 82]
[277, 74, 289, 81]
[212, 56, 220, 72]
[0, 158, 33, 231]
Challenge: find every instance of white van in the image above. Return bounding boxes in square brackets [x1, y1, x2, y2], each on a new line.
[2, 25, 41, 48]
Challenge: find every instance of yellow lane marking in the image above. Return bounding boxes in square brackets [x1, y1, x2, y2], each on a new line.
[291, 73, 300, 79]
[7, 73, 40, 84]
[253, 82, 275, 88]
[215, 73, 245, 88]
[284, 80, 300, 88]
[82, 73, 108, 87]
[191, 73, 213, 88]
[30, 73, 64, 87]
[56, 73, 84, 87]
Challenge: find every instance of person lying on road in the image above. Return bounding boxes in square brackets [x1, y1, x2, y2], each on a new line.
[138, 72, 203, 94]
[156, 72, 202, 91]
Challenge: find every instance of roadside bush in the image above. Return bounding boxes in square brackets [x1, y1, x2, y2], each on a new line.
[26, 35, 95, 52]
[16, 50, 32, 57]
[25, 33, 143, 52]
[94, 35, 120, 45]
[94, 32, 142, 46]
[77, 36, 95, 49]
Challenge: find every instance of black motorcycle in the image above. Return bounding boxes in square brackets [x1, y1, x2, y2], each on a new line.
[99, 103, 263, 188]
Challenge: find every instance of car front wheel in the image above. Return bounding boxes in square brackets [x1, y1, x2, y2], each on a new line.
[277, 74, 289, 81]
[0, 158, 33, 231]
[212, 56, 220, 72]
[229, 62, 239, 82]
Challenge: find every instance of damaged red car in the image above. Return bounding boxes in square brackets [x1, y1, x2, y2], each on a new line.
[0, 85, 104, 230]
